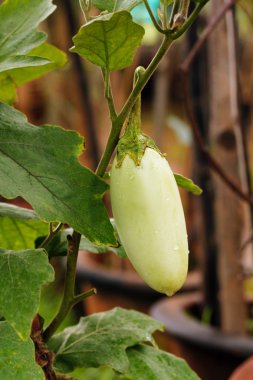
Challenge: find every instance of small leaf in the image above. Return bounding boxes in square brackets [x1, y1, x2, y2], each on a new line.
[49, 307, 163, 374]
[71, 11, 145, 72]
[127, 344, 201, 380]
[0, 321, 44, 380]
[0, 103, 117, 246]
[174, 173, 202, 195]
[92, 0, 143, 12]
[63, 222, 127, 258]
[0, 248, 54, 339]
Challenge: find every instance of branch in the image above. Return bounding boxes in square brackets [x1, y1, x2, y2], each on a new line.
[143, 0, 165, 34]
[96, 36, 173, 177]
[180, 0, 237, 72]
[239, 231, 253, 257]
[43, 231, 96, 342]
[102, 69, 117, 121]
[39, 223, 63, 249]
[180, 0, 191, 19]
[171, 1, 209, 40]
[181, 71, 253, 206]
[179, 0, 253, 205]
[169, 0, 181, 28]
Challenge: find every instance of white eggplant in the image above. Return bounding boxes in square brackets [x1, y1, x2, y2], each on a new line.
[110, 147, 189, 296]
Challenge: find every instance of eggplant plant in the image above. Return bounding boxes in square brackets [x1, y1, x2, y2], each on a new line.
[0, 0, 207, 379]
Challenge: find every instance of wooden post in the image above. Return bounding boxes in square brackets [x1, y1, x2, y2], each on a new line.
[208, 1, 246, 334]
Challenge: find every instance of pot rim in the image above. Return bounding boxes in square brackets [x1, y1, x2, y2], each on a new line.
[150, 292, 253, 357]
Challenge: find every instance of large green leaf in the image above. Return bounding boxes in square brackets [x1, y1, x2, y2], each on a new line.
[49, 307, 163, 374]
[0, 0, 55, 57]
[0, 203, 49, 250]
[127, 344, 201, 380]
[0, 103, 117, 246]
[0, 248, 54, 339]
[71, 11, 145, 72]
[0, 321, 44, 380]
[92, 0, 143, 12]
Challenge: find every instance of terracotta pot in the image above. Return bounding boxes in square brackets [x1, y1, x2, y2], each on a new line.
[229, 356, 253, 380]
[76, 251, 201, 315]
[150, 292, 253, 380]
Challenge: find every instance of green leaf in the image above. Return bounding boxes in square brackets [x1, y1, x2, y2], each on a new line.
[0, 321, 44, 380]
[127, 344, 201, 380]
[80, 234, 126, 257]
[35, 233, 68, 259]
[0, 202, 38, 220]
[174, 173, 202, 195]
[0, 55, 50, 73]
[92, 0, 143, 12]
[0, 76, 16, 104]
[4, 43, 67, 86]
[0, 0, 55, 57]
[49, 307, 163, 374]
[0, 203, 49, 250]
[0, 103, 117, 246]
[71, 11, 145, 72]
[63, 222, 127, 258]
[0, 248, 54, 339]
[0, 216, 48, 251]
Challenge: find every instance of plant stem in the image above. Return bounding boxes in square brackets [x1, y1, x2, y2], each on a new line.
[143, 0, 165, 34]
[180, 0, 191, 19]
[169, 0, 181, 27]
[171, 1, 209, 40]
[96, 1, 208, 179]
[42, 0, 208, 342]
[163, 2, 168, 29]
[39, 223, 63, 249]
[96, 35, 173, 177]
[43, 231, 95, 342]
[102, 69, 117, 121]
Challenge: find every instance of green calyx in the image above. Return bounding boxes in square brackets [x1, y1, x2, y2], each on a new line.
[116, 68, 161, 167]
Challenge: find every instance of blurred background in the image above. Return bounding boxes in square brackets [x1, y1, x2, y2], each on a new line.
[8, 1, 253, 379]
